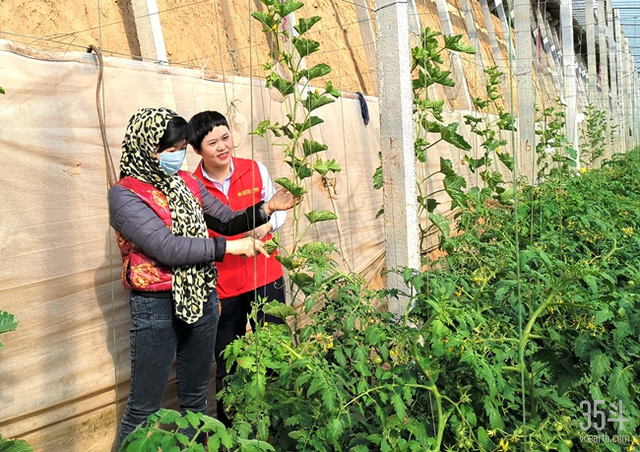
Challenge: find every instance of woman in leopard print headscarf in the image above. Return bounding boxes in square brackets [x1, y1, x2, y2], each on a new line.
[108, 107, 297, 450]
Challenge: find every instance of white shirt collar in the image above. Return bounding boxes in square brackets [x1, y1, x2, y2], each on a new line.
[200, 158, 234, 195]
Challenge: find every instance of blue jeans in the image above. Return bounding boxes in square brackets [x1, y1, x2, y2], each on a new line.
[116, 290, 219, 450]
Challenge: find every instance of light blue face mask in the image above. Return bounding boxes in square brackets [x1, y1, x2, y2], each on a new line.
[158, 149, 186, 176]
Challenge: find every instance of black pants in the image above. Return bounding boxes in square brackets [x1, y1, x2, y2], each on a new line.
[215, 277, 286, 426]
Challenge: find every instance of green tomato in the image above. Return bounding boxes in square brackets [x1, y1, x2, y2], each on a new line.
[562, 439, 573, 448]
[372, 355, 383, 365]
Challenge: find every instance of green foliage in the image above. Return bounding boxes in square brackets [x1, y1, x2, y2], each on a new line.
[397, 28, 477, 251]
[250, 0, 342, 302]
[0, 435, 33, 452]
[535, 100, 578, 182]
[119, 409, 259, 452]
[0, 314, 32, 452]
[0, 310, 18, 349]
[463, 66, 517, 179]
[412, 148, 640, 451]
[374, 29, 518, 257]
[222, 250, 439, 451]
[223, 6, 636, 452]
[220, 145, 640, 451]
[579, 104, 608, 167]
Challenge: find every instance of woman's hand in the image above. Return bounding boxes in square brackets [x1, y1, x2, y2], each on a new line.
[225, 237, 269, 258]
[265, 188, 301, 215]
[243, 223, 273, 240]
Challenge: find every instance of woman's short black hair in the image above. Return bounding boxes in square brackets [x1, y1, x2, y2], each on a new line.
[188, 110, 230, 152]
[157, 115, 189, 152]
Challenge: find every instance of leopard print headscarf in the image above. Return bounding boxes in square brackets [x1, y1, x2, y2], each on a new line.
[120, 107, 216, 324]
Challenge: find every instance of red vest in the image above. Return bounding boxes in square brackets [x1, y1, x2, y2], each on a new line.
[194, 158, 283, 299]
[115, 171, 203, 292]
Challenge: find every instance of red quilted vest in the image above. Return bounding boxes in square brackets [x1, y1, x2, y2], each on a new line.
[115, 171, 203, 292]
[194, 158, 283, 299]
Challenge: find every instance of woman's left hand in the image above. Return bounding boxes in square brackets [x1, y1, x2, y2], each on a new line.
[265, 188, 301, 214]
[243, 223, 272, 240]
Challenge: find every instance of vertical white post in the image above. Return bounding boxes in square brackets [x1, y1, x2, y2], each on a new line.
[597, 0, 612, 158]
[560, 0, 579, 162]
[374, 0, 421, 316]
[514, 0, 536, 180]
[607, 0, 622, 152]
[620, 36, 633, 151]
[479, 0, 512, 107]
[585, 0, 599, 107]
[614, 10, 626, 151]
[536, 11, 565, 105]
[131, 0, 168, 64]
[460, 0, 487, 89]
[597, 0, 610, 112]
[494, 0, 513, 55]
[635, 71, 640, 148]
[434, 0, 473, 110]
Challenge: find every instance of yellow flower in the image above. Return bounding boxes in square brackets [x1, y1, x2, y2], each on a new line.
[580, 167, 588, 173]
[499, 438, 510, 451]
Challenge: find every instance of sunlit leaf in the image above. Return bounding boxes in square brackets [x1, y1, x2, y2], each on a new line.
[274, 177, 308, 197]
[299, 63, 331, 82]
[295, 16, 322, 35]
[262, 301, 297, 319]
[305, 210, 338, 224]
[302, 139, 328, 157]
[443, 34, 476, 53]
[293, 116, 324, 133]
[276, 0, 304, 17]
[293, 37, 320, 58]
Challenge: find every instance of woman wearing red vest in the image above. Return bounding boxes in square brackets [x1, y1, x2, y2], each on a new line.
[108, 108, 297, 450]
[188, 110, 288, 427]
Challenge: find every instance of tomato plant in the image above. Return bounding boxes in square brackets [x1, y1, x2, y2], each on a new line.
[220, 149, 640, 451]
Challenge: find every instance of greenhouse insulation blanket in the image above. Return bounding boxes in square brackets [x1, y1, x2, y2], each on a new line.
[0, 39, 386, 451]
